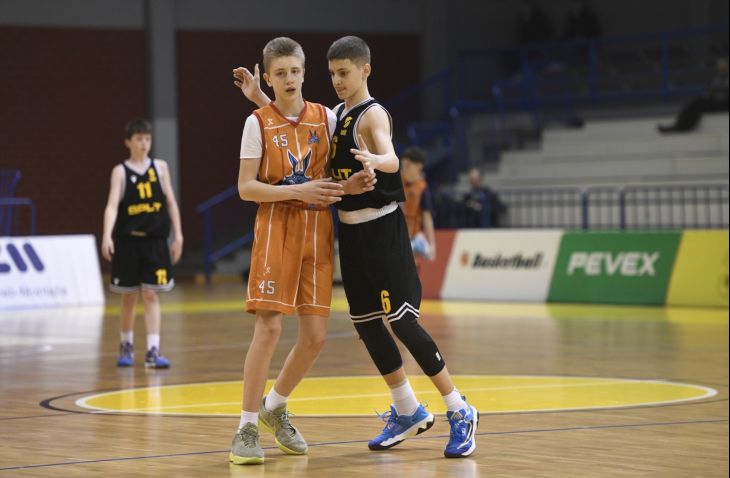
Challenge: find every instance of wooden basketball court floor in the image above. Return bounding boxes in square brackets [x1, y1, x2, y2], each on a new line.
[0, 281, 727, 477]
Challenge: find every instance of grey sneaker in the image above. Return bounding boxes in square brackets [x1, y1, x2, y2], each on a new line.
[259, 398, 308, 455]
[229, 423, 264, 465]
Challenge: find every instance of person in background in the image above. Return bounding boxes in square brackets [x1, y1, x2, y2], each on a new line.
[400, 147, 436, 262]
[101, 118, 183, 369]
[658, 57, 729, 133]
[463, 167, 504, 228]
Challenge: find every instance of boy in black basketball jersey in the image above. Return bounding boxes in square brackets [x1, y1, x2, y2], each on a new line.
[101, 119, 183, 369]
[234, 36, 478, 458]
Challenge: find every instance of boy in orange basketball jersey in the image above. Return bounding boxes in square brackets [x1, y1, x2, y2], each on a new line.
[234, 36, 478, 459]
[400, 147, 436, 262]
[229, 37, 374, 466]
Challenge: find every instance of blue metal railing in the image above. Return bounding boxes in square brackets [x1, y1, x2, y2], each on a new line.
[0, 197, 37, 236]
[195, 185, 255, 284]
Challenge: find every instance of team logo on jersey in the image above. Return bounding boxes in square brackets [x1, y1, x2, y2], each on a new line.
[307, 130, 320, 145]
[130, 175, 137, 183]
[281, 150, 312, 185]
[147, 167, 157, 182]
[267, 118, 274, 126]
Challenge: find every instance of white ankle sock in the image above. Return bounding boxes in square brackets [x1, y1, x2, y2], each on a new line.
[120, 331, 133, 344]
[147, 334, 160, 350]
[443, 388, 468, 412]
[239, 410, 259, 429]
[390, 380, 419, 416]
[264, 387, 288, 411]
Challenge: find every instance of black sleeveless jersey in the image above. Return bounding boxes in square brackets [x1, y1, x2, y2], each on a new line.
[329, 98, 405, 211]
[113, 159, 170, 238]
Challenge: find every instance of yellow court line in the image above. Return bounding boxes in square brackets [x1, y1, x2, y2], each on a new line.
[105, 298, 728, 324]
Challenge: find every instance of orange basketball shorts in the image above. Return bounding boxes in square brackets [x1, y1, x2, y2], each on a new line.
[246, 202, 334, 317]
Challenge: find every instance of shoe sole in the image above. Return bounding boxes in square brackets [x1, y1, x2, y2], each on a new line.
[144, 362, 170, 369]
[444, 408, 479, 458]
[368, 413, 435, 450]
[229, 452, 264, 465]
[258, 416, 308, 455]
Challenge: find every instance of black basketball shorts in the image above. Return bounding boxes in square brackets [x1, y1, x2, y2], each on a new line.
[110, 236, 174, 293]
[338, 207, 421, 323]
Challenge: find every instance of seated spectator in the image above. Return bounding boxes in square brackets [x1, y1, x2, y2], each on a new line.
[658, 57, 729, 133]
[463, 168, 505, 228]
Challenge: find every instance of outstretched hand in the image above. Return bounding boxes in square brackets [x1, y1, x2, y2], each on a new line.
[233, 64, 264, 102]
[350, 134, 378, 175]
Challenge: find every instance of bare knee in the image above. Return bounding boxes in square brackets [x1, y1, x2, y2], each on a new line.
[255, 312, 282, 343]
[141, 289, 159, 305]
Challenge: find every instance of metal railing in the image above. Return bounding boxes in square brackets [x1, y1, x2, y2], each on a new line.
[0, 197, 37, 236]
[435, 183, 729, 230]
[195, 185, 256, 284]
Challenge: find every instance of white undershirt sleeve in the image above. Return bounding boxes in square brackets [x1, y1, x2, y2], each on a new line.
[325, 107, 337, 141]
[240, 114, 263, 159]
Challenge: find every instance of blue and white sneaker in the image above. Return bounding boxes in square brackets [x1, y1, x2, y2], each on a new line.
[116, 342, 134, 367]
[144, 346, 170, 369]
[444, 402, 479, 458]
[368, 404, 435, 450]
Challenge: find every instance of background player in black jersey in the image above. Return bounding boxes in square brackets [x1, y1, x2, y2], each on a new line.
[101, 119, 183, 369]
[233, 36, 478, 458]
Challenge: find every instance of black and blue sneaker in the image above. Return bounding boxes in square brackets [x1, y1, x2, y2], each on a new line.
[444, 401, 479, 458]
[368, 404, 434, 450]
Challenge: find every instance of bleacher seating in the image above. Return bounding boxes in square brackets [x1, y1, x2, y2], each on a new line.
[486, 113, 728, 188]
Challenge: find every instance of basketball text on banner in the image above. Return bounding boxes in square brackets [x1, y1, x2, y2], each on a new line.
[440, 230, 563, 301]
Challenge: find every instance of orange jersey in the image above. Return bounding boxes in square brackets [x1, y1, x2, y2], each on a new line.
[253, 101, 331, 209]
[246, 101, 334, 317]
[403, 178, 428, 238]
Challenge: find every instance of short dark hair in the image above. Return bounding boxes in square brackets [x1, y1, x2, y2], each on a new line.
[401, 147, 426, 165]
[327, 36, 370, 65]
[124, 118, 152, 139]
[262, 37, 305, 73]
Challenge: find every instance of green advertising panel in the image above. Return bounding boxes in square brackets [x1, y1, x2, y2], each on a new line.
[548, 231, 681, 305]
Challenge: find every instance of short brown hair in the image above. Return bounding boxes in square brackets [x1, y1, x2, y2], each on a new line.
[262, 37, 305, 73]
[124, 118, 152, 139]
[327, 36, 370, 66]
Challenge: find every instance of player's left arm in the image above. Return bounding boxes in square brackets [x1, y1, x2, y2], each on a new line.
[158, 160, 184, 264]
[351, 106, 399, 174]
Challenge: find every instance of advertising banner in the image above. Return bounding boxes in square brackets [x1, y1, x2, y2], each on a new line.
[440, 230, 563, 301]
[0, 235, 104, 310]
[666, 230, 729, 307]
[548, 231, 681, 305]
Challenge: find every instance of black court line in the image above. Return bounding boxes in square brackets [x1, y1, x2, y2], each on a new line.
[0, 418, 727, 472]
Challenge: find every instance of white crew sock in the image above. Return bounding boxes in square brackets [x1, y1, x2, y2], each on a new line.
[264, 387, 288, 411]
[443, 388, 468, 412]
[120, 331, 133, 344]
[147, 334, 160, 350]
[390, 380, 419, 416]
[238, 410, 259, 429]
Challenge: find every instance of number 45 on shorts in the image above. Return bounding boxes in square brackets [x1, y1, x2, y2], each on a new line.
[258, 280, 276, 295]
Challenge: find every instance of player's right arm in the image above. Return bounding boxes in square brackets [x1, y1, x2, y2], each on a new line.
[238, 157, 343, 205]
[101, 165, 124, 261]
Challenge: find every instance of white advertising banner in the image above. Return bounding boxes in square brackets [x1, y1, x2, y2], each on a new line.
[441, 230, 563, 301]
[0, 235, 104, 310]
